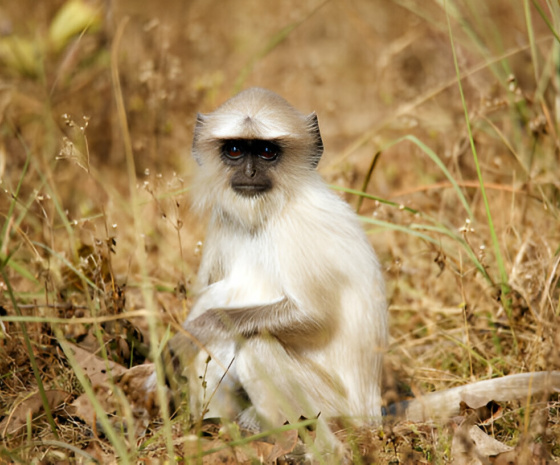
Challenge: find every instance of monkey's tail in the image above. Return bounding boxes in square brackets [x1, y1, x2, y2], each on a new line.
[384, 371, 560, 422]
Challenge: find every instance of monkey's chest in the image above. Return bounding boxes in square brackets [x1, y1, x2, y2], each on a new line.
[220, 257, 283, 306]
[203, 233, 285, 307]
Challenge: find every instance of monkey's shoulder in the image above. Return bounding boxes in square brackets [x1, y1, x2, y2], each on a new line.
[285, 185, 366, 238]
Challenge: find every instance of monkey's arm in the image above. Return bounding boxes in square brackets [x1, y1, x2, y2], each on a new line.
[192, 297, 327, 338]
[166, 297, 328, 367]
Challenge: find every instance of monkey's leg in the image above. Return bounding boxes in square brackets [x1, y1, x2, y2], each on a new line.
[148, 332, 245, 423]
[235, 337, 346, 457]
[183, 342, 246, 422]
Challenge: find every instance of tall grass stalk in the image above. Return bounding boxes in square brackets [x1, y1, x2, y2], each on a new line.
[524, 0, 540, 81]
[531, 0, 560, 44]
[0, 140, 60, 440]
[445, 0, 515, 342]
[110, 17, 176, 462]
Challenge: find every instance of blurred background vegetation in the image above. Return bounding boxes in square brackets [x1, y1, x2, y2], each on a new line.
[1, 0, 559, 463]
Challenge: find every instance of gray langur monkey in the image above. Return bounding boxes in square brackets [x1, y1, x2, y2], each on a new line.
[159, 87, 388, 442]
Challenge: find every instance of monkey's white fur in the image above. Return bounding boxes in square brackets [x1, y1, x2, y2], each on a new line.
[185, 88, 387, 430]
[148, 88, 387, 451]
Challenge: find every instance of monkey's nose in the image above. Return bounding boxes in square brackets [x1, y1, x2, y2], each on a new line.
[245, 163, 257, 178]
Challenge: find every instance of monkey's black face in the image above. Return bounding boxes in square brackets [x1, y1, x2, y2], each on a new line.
[221, 139, 281, 197]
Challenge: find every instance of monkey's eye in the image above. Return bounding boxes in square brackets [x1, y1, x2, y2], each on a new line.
[258, 143, 279, 161]
[223, 142, 244, 160]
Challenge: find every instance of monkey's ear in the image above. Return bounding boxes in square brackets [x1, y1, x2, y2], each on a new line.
[306, 112, 324, 168]
[192, 113, 207, 165]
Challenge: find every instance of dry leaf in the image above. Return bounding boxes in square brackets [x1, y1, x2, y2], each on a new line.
[68, 358, 159, 436]
[65, 342, 127, 386]
[116, 363, 160, 419]
[266, 429, 299, 462]
[201, 440, 275, 464]
[0, 390, 70, 436]
[467, 425, 512, 456]
[451, 417, 512, 465]
[70, 383, 121, 429]
[64, 342, 129, 432]
[81, 441, 118, 465]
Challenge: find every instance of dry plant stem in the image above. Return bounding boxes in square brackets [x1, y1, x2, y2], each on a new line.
[445, 0, 516, 348]
[22, 440, 97, 463]
[355, 150, 381, 213]
[0, 268, 58, 440]
[110, 16, 176, 461]
[53, 327, 130, 462]
[0, 309, 150, 325]
[392, 180, 537, 199]
[459, 256, 474, 379]
[540, 254, 560, 319]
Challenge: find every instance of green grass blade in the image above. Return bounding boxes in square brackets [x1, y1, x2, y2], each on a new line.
[331, 185, 419, 215]
[445, 0, 515, 343]
[396, 135, 474, 220]
[531, 0, 560, 43]
[340, 134, 474, 219]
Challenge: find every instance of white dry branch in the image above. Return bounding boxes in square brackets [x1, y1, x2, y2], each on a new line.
[402, 371, 560, 422]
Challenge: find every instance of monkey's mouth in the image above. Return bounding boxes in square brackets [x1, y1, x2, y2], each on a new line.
[232, 183, 271, 197]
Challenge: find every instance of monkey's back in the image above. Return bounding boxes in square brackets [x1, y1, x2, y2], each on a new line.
[272, 180, 387, 419]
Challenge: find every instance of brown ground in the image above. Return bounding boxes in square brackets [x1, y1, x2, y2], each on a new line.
[0, 0, 559, 463]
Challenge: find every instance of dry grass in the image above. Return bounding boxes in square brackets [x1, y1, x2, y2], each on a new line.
[0, 0, 559, 463]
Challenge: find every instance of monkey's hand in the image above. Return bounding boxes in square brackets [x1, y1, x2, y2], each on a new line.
[161, 330, 202, 387]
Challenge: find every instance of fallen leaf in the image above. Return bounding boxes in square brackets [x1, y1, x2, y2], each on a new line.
[266, 429, 299, 462]
[0, 390, 70, 436]
[468, 425, 512, 456]
[450, 417, 512, 465]
[69, 391, 98, 428]
[201, 440, 275, 464]
[65, 342, 127, 386]
[116, 363, 160, 419]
